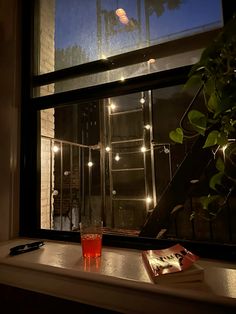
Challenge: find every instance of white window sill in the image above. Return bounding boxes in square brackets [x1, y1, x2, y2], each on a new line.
[0, 238, 236, 313]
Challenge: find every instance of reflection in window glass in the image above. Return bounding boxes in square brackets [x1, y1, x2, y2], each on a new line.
[37, 0, 223, 74]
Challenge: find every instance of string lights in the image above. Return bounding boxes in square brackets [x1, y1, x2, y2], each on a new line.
[104, 144, 171, 162]
[53, 145, 59, 153]
[141, 146, 147, 153]
[106, 93, 170, 162]
[140, 97, 145, 104]
[88, 161, 94, 167]
[146, 196, 152, 204]
[115, 153, 120, 161]
[144, 124, 151, 130]
[110, 103, 116, 111]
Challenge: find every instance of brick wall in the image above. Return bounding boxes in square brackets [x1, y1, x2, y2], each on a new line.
[39, 0, 55, 229]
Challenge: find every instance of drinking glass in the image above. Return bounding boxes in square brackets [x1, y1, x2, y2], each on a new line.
[80, 219, 103, 258]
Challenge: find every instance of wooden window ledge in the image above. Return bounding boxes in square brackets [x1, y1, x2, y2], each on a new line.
[0, 238, 236, 313]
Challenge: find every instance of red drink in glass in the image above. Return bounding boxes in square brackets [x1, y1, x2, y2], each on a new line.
[81, 233, 102, 258]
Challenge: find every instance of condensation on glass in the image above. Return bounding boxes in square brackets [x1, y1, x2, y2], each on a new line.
[35, 49, 202, 96]
[36, 0, 223, 74]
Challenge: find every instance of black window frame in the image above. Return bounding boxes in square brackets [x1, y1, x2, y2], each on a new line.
[20, 0, 236, 261]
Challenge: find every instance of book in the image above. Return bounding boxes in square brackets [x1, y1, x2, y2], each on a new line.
[142, 244, 204, 284]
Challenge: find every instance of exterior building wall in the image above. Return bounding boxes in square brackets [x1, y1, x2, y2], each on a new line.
[40, 0, 55, 229]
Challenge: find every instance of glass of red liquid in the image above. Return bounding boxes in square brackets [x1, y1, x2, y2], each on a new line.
[80, 219, 103, 258]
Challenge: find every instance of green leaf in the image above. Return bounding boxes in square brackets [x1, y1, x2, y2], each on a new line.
[188, 65, 205, 78]
[209, 172, 224, 191]
[224, 142, 236, 160]
[184, 75, 202, 90]
[217, 132, 228, 146]
[188, 110, 207, 135]
[203, 130, 219, 148]
[169, 128, 183, 144]
[204, 79, 215, 96]
[200, 195, 221, 210]
[224, 143, 236, 181]
[207, 93, 218, 112]
[216, 157, 225, 172]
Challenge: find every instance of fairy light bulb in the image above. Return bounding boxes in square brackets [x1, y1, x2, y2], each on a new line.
[115, 153, 120, 161]
[88, 161, 93, 167]
[53, 145, 59, 153]
[115, 8, 126, 17]
[119, 15, 129, 24]
[146, 197, 152, 204]
[141, 146, 147, 153]
[120, 76, 125, 82]
[110, 103, 116, 111]
[105, 146, 111, 152]
[144, 124, 151, 130]
[140, 97, 145, 104]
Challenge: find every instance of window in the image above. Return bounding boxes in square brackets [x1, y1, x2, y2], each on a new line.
[34, 0, 223, 95]
[21, 0, 236, 259]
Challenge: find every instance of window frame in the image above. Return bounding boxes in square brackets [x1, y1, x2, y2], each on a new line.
[20, 0, 236, 261]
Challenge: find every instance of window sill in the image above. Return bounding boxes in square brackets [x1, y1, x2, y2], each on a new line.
[0, 238, 236, 313]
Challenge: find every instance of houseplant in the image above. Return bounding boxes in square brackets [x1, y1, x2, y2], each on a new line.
[169, 15, 236, 219]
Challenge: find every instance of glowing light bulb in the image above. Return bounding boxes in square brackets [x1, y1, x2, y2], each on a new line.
[101, 54, 107, 60]
[120, 76, 125, 82]
[146, 197, 152, 204]
[105, 146, 111, 152]
[119, 15, 129, 24]
[88, 161, 93, 167]
[110, 104, 116, 111]
[144, 124, 151, 130]
[115, 154, 120, 161]
[53, 145, 59, 153]
[140, 97, 145, 104]
[141, 146, 147, 153]
[115, 8, 126, 17]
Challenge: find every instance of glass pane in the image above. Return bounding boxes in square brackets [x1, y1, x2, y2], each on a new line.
[111, 142, 145, 170]
[40, 102, 102, 231]
[112, 170, 146, 197]
[35, 51, 200, 96]
[36, 0, 223, 74]
[113, 200, 147, 230]
[40, 84, 233, 244]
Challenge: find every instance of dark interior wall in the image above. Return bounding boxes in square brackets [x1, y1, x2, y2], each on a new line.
[0, 284, 120, 314]
[0, 0, 20, 240]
